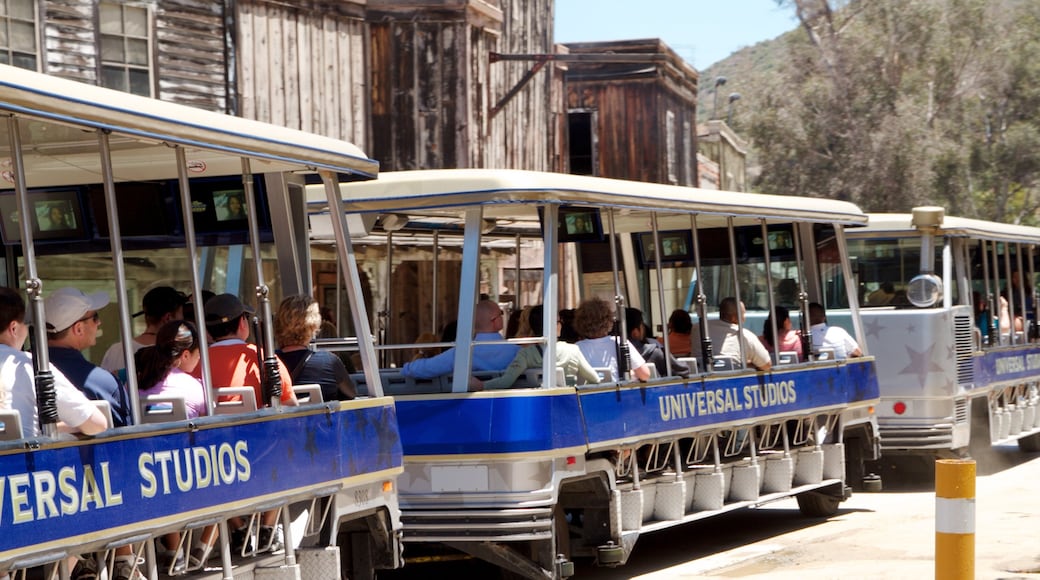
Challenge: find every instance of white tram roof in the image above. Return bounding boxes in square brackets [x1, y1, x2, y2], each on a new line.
[309, 169, 868, 230]
[0, 63, 377, 188]
[854, 213, 1040, 244]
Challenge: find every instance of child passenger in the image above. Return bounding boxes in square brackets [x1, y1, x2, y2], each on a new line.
[136, 320, 206, 418]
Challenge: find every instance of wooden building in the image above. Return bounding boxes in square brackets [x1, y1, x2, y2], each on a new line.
[561, 39, 700, 186]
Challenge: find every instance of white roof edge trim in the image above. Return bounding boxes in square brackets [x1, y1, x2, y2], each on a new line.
[0, 64, 378, 178]
[307, 169, 868, 225]
[856, 213, 1040, 243]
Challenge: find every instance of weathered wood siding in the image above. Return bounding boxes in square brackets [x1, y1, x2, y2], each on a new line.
[155, 0, 228, 112]
[564, 40, 700, 186]
[369, 0, 559, 171]
[237, 0, 369, 145]
[41, 0, 97, 82]
[369, 1, 503, 171]
[488, 0, 560, 171]
[41, 1, 226, 111]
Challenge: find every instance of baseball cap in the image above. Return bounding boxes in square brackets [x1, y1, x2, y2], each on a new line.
[133, 286, 188, 318]
[204, 293, 254, 325]
[45, 287, 110, 333]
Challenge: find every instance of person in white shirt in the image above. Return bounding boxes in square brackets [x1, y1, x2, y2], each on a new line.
[574, 297, 651, 382]
[808, 302, 862, 359]
[0, 286, 107, 437]
[707, 297, 772, 371]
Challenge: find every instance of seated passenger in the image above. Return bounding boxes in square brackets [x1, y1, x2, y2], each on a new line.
[193, 293, 298, 407]
[708, 297, 772, 371]
[759, 306, 804, 362]
[274, 294, 356, 401]
[666, 309, 693, 357]
[574, 297, 651, 382]
[401, 299, 520, 379]
[101, 285, 187, 375]
[481, 305, 601, 389]
[865, 281, 896, 306]
[0, 287, 107, 437]
[137, 320, 207, 419]
[808, 302, 862, 359]
[626, 308, 690, 378]
[558, 308, 581, 342]
[45, 287, 134, 427]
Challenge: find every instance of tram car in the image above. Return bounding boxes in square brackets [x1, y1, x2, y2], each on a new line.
[310, 169, 882, 579]
[0, 64, 402, 580]
[847, 206, 1040, 462]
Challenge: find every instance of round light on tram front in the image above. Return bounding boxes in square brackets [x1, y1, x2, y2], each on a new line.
[893, 401, 907, 415]
[906, 274, 942, 308]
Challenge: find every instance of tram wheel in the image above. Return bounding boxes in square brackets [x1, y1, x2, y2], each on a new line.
[1018, 432, 1040, 452]
[795, 490, 841, 517]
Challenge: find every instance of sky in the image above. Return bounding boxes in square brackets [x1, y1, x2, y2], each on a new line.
[554, 0, 799, 71]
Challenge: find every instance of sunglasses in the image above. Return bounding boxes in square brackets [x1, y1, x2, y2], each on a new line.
[75, 312, 100, 325]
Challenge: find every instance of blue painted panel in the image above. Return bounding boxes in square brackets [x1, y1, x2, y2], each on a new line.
[395, 361, 879, 455]
[0, 403, 401, 558]
[578, 362, 878, 444]
[395, 394, 585, 455]
[975, 345, 1040, 386]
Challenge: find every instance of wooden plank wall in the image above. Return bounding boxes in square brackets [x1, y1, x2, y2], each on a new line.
[488, 0, 559, 171]
[155, 0, 228, 112]
[369, 4, 492, 171]
[41, 1, 226, 111]
[42, 0, 97, 82]
[237, 0, 369, 146]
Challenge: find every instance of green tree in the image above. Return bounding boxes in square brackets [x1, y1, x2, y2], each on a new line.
[745, 0, 1040, 223]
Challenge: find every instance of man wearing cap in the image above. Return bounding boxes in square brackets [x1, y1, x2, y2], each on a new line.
[193, 293, 297, 407]
[45, 287, 134, 427]
[101, 286, 187, 375]
[0, 286, 108, 437]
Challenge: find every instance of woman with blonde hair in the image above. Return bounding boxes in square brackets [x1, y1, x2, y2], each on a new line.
[275, 295, 356, 401]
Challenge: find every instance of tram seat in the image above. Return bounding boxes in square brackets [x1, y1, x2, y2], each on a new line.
[0, 410, 23, 441]
[91, 400, 113, 428]
[140, 395, 188, 424]
[676, 357, 698, 374]
[814, 349, 835, 362]
[712, 357, 738, 371]
[518, 367, 567, 388]
[593, 367, 615, 382]
[214, 387, 258, 415]
[777, 351, 799, 365]
[293, 384, 324, 404]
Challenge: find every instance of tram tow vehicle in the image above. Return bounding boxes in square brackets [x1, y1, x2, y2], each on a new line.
[847, 206, 1040, 460]
[0, 64, 402, 579]
[312, 169, 882, 579]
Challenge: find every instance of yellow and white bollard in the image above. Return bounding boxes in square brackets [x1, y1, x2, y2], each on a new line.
[935, 458, 975, 580]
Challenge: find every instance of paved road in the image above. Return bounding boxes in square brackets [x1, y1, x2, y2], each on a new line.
[386, 444, 1040, 579]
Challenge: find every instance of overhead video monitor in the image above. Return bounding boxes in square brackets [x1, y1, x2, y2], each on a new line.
[637, 230, 693, 266]
[0, 189, 88, 244]
[189, 177, 261, 233]
[557, 205, 604, 243]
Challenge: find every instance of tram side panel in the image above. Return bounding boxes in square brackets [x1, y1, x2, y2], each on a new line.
[0, 401, 403, 575]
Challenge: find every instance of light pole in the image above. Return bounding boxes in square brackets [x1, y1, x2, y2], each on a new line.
[712, 76, 727, 120]
[727, 92, 742, 124]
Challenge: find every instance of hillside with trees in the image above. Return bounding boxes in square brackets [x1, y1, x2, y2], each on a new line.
[697, 0, 1040, 224]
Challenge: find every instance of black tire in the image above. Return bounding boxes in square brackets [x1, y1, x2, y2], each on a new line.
[1018, 432, 1040, 452]
[796, 491, 841, 517]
